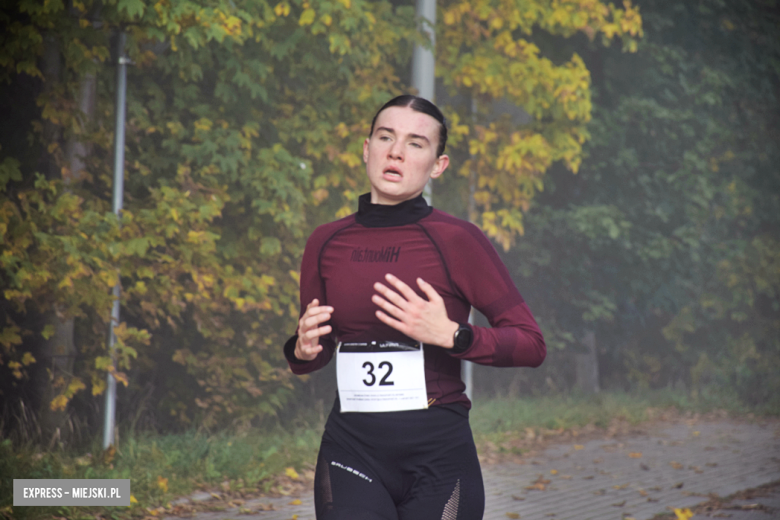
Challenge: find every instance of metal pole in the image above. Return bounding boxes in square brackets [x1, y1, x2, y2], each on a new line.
[411, 0, 436, 101]
[103, 31, 127, 449]
[462, 97, 479, 400]
[412, 0, 436, 203]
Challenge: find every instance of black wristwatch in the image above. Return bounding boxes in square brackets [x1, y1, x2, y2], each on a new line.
[452, 322, 473, 353]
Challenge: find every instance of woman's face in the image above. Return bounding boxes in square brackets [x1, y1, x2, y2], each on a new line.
[363, 106, 449, 205]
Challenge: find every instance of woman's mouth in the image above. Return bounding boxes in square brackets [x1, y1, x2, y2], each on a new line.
[383, 167, 402, 180]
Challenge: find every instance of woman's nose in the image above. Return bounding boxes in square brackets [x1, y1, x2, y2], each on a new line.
[388, 141, 403, 160]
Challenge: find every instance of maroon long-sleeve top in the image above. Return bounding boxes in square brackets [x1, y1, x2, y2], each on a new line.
[284, 193, 545, 410]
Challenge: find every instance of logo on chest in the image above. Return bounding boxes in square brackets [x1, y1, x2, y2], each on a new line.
[350, 246, 401, 263]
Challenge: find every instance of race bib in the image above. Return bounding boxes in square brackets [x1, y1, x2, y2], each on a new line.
[337, 341, 428, 413]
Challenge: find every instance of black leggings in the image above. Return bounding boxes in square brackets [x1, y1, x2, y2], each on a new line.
[314, 404, 484, 520]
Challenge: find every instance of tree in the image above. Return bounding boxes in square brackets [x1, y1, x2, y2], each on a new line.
[0, 0, 643, 435]
[497, 0, 780, 403]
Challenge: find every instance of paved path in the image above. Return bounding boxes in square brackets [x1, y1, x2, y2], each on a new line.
[166, 419, 780, 520]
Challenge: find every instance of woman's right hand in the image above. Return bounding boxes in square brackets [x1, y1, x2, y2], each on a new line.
[294, 299, 334, 361]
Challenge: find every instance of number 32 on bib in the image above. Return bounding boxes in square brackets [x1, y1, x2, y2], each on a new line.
[337, 341, 428, 413]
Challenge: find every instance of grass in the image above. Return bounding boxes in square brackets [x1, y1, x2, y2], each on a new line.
[1, 422, 322, 520]
[1, 389, 776, 519]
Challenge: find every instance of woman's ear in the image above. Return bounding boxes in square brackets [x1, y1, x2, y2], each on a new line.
[429, 154, 450, 179]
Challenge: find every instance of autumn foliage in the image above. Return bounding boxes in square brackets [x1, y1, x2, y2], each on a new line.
[0, 0, 642, 431]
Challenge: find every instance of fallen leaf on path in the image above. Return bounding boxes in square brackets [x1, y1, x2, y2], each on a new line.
[670, 461, 684, 469]
[289, 499, 302, 505]
[550, 469, 558, 475]
[613, 483, 629, 489]
[574, 445, 584, 450]
[629, 452, 642, 458]
[505, 513, 520, 519]
[511, 495, 525, 501]
[525, 475, 551, 491]
[673, 508, 693, 520]
[285, 467, 300, 480]
[612, 500, 626, 507]
[673, 482, 684, 489]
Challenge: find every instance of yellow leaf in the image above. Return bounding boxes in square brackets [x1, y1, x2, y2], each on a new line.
[674, 508, 693, 520]
[574, 445, 584, 450]
[285, 467, 300, 480]
[629, 452, 642, 458]
[42, 325, 58, 342]
[50, 394, 68, 411]
[21, 352, 36, 366]
[299, 8, 315, 26]
[157, 476, 169, 493]
[289, 498, 302, 505]
[67, 378, 86, 395]
[130, 495, 138, 504]
[338, 0, 350, 8]
[274, 2, 290, 16]
[92, 374, 106, 396]
[505, 513, 520, 519]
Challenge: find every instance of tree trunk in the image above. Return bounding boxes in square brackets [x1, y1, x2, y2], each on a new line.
[575, 330, 600, 394]
[34, 34, 97, 445]
[37, 309, 77, 445]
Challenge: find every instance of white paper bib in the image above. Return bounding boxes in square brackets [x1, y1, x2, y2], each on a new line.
[337, 341, 428, 413]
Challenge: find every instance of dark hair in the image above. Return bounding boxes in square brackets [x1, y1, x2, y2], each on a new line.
[368, 95, 448, 157]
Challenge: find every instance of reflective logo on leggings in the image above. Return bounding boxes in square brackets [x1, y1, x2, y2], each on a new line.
[330, 461, 373, 483]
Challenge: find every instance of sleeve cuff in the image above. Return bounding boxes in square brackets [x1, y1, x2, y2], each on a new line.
[284, 335, 309, 364]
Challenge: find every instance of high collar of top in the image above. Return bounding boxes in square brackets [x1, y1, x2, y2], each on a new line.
[355, 193, 433, 228]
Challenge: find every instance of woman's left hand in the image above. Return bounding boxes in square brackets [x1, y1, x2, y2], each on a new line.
[372, 273, 458, 348]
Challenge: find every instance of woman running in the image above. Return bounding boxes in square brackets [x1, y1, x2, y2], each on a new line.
[284, 95, 546, 520]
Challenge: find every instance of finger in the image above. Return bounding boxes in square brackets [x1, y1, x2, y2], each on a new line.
[304, 304, 334, 318]
[302, 323, 332, 339]
[416, 277, 442, 303]
[302, 309, 332, 329]
[371, 293, 404, 319]
[299, 335, 325, 350]
[375, 310, 408, 334]
[383, 274, 421, 302]
[297, 342, 322, 360]
[300, 326, 332, 350]
[373, 282, 410, 309]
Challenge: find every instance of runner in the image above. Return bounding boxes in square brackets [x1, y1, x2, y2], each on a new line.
[284, 95, 546, 519]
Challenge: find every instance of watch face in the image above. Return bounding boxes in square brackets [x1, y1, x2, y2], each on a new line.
[455, 325, 472, 349]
